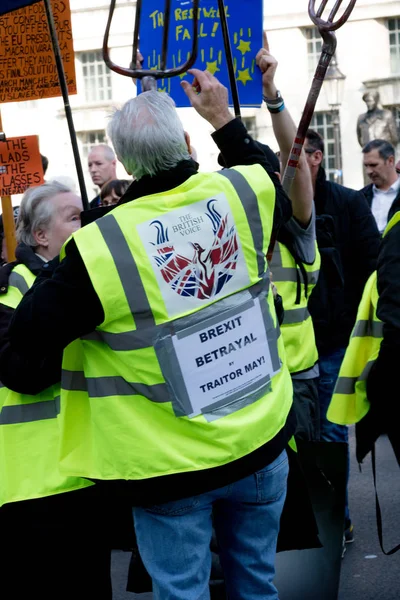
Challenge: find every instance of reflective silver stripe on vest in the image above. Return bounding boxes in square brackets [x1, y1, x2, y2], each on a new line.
[96, 215, 155, 329]
[283, 306, 310, 325]
[352, 319, 383, 339]
[334, 360, 375, 395]
[270, 245, 319, 285]
[82, 328, 155, 351]
[217, 169, 266, 278]
[62, 370, 169, 403]
[8, 271, 29, 296]
[62, 370, 88, 392]
[0, 396, 60, 425]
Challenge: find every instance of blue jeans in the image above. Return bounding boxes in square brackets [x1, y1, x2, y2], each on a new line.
[318, 347, 350, 523]
[133, 450, 289, 600]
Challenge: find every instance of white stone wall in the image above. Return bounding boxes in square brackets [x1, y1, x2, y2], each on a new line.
[0, 0, 398, 204]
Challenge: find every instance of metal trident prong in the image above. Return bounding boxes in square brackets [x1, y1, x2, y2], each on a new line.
[103, 0, 200, 91]
[282, 0, 358, 193]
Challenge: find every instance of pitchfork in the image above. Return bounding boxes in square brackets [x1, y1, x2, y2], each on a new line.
[281, 0, 358, 194]
[103, 0, 200, 91]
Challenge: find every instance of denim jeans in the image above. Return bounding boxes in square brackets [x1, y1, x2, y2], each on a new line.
[133, 450, 289, 600]
[318, 347, 350, 523]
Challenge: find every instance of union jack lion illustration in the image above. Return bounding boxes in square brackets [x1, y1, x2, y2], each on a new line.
[150, 199, 239, 299]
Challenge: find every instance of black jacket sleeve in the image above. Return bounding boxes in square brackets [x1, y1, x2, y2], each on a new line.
[6, 243, 104, 369]
[212, 118, 292, 234]
[0, 302, 64, 394]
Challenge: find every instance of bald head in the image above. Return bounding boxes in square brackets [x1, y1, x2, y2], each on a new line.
[88, 144, 117, 189]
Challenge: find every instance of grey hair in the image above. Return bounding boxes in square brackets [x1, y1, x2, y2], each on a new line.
[107, 91, 190, 179]
[362, 139, 395, 160]
[16, 181, 72, 247]
[88, 144, 116, 162]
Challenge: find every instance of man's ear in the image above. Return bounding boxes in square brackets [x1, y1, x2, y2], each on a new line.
[32, 228, 49, 249]
[184, 131, 192, 154]
[387, 155, 395, 167]
[312, 150, 324, 167]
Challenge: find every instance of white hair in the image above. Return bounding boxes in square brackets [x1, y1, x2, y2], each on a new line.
[16, 181, 72, 247]
[88, 144, 116, 162]
[107, 91, 190, 180]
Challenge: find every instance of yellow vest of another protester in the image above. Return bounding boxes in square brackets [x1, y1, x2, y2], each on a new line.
[0, 263, 92, 507]
[269, 241, 320, 375]
[59, 165, 293, 481]
[328, 211, 400, 425]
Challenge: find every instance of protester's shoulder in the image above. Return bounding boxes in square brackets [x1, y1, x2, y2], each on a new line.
[381, 212, 400, 251]
[328, 180, 372, 213]
[360, 183, 373, 196]
[0, 261, 18, 296]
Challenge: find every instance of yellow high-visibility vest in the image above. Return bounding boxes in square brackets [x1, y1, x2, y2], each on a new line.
[59, 165, 293, 481]
[328, 211, 400, 425]
[270, 241, 320, 375]
[0, 263, 92, 507]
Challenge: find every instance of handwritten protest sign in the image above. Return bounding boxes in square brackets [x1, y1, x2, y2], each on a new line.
[0, 135, 44, 196]
[139, 0, 263, 107]
[0, 0, 76, 103]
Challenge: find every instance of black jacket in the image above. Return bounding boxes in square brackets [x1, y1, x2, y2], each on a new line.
[360, 181, 400, 229]
[3, 118, 295, 505]
[0, 244, 63, 394]
[358, 216, 400, 463]
[308, 167, 381, 354]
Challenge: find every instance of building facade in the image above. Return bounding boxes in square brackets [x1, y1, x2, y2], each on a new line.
[1, 0, 399, 200]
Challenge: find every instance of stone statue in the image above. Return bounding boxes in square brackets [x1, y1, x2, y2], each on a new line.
[357, 90, 399, 148]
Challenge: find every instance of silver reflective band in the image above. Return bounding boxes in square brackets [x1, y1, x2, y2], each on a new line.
[217, 169, 266, 278]
[352, 319, 383, 339]
[0, 396, 60, 425]
[270, 245, 319, 285]
[270, 265, 320, 285]
[283, 306, 310, 325]
[96, 215, 155, 329]
[82, 327, 155, 351]
[8, 271, 29, 296]
[62, 370, 170, 403]
[334, 360, 375, 395]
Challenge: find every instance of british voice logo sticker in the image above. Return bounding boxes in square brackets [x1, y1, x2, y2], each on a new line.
[150, 199, 238, 300]
[136, 193, 250, 317]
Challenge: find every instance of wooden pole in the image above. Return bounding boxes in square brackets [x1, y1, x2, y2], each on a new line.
[0, 109, 16, 262]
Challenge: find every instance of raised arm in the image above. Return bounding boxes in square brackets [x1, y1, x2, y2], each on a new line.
[256, 41, 313, 226]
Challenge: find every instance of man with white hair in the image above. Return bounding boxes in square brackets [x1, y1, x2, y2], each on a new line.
[6, 69, 296, 599]
[88, 143, 117, 208]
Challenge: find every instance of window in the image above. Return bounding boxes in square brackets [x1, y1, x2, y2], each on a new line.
[388, 18, 400, 74]
[79, 51, 112, 103]
[79, 130, 107, 159]
[310, 111, 340, 182]
[304, 27, 322, 75]
[242, 116, 258, 138]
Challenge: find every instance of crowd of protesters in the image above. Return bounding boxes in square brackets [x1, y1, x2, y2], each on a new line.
[0, 39, 398, 600]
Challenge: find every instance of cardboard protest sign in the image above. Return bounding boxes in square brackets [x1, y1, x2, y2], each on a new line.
[0, 0, 76, 103]
[139, 0, 263, 107]
[0, 135, 44, 196]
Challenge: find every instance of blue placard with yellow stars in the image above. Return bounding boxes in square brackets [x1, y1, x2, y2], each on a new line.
[138, 0, 263, 107]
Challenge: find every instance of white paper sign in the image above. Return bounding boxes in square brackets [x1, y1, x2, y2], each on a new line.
[172, 298, 278, 417]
